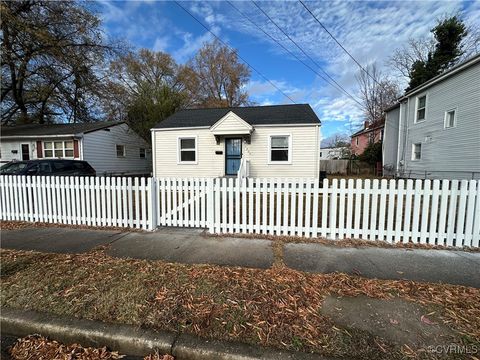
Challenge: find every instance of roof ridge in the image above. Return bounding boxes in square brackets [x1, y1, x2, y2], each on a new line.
[179, 104, 310, 112]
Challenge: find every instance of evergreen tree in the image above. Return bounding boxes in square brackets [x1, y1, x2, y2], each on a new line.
[407, 16, 467, 91]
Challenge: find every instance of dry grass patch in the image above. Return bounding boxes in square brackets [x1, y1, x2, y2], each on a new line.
[1, 249, 479, 359]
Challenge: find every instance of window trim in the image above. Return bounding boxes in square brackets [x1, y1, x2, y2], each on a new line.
[268, 134, 292, 165]
[177, 136, 198, 165]
[43, 140, 74, 159]
[116, 144, 126, 158]
[411, 143, 422, 161]
[444, 108, 457, 129]
[414, 94, 427, 123]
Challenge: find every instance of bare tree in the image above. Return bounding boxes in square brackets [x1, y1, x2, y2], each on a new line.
[1, 1, 118, 124]
[185, 40, 251, 108]
[356, 64, 400, 126]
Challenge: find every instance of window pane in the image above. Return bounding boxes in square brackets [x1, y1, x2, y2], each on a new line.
[44, 149, 53, 157]
[65, 141, 74, 149]
[65, 149, 74, 157]
[181, 150, 195, 162]
[271, 149, 289, 161]
[139, 148, 146, 158]
[54, 141, 63, 149]
[447, 111, 455, 127]
[418, 96, 426, 108]
[180, 138, 195, 149]
[44, 142, 52, 150]
[417, 108, 425, 120]
[116, 145, 125, 157]
[54, 149, 63, 157]
[271, 136, 288, 148]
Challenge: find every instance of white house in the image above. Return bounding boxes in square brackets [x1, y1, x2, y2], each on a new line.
[151, 104, 321, 178]
[319, 146, 347, 160]
[383, 54, 480, 180]
[1, 121, 152, 176]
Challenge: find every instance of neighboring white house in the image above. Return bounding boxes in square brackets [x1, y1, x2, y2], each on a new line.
[383, 54, 480, 180]
[151, 104, 321, 178]
[319, 146, 347, 160]
[1, 121, 152, 176]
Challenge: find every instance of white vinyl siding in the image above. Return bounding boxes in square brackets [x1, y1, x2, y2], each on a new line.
[82, 123, 151, 176]
[394, 60, 480, 179]
[153, 125, 320, 178]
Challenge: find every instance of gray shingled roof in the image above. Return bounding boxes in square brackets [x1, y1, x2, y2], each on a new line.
[152, 104, 320, 129]
[1, 121, 123, 137]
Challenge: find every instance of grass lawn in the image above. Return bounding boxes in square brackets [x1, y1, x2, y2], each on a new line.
[1, 247, 479, 359]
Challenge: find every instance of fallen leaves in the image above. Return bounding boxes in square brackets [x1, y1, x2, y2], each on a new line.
[2, 248, 480, 359]
[9, 335, 125, 360]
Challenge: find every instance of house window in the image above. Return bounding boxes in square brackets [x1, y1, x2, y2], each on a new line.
[43, 141, 74, 158]
[116, 144, 126, 157]
[412, 143, 422, 160]
[444, 109, 456, 128]
[178, 137, 197, 163]
[139, 148, 146, 158]
[355, 137, 359, 146]
[415, 95, 426, 122]
[269, 135, 291, 163]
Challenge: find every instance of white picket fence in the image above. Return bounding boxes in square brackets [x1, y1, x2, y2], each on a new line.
[1, 175, 479, 248]
[0, 175, 153, 230]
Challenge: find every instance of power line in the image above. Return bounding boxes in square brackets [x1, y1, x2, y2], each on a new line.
[251, 1, 362, 106]
[298, 0, 383, 87]
[173, 1, 296, 104]
[227, 1, 362, 107]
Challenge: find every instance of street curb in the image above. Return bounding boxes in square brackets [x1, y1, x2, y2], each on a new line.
[1, 308, 327, 359]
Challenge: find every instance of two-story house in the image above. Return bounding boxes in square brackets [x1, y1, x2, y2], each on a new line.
[383, 54, 480, 180]
[350, 121, 384, 156]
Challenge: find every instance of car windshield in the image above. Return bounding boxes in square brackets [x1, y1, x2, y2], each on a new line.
[0, 162, 29, 174]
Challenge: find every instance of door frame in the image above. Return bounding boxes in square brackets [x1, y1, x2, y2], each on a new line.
[224, 137, 242, 176]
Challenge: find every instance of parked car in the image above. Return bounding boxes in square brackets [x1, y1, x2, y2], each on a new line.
[0, 159, 96, 176]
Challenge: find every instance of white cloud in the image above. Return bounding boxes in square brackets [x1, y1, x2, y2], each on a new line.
[153, 36, 170, 52]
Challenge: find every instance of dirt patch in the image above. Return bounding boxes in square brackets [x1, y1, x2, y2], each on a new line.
[321, 295, 457, 349]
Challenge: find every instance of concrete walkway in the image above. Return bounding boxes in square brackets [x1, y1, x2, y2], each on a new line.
[1, 226, 479, 288]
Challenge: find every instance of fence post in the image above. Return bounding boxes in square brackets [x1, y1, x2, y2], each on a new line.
[148, 177, 157, 231]
[207, 178, 215, 233]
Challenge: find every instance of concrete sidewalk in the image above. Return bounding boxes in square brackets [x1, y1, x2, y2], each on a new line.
[1, 226, 479, 288]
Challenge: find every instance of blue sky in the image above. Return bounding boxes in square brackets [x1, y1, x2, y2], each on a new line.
[95, 0, 480, 143]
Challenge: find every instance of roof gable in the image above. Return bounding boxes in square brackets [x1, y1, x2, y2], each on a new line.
[210, 111, 253, 135]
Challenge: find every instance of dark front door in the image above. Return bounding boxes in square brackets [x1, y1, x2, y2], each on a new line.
[225, 138, 242, 175]
[21, 144, 30, 160]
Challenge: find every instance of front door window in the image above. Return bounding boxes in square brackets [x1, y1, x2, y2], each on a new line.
[225, 138, 242, 175]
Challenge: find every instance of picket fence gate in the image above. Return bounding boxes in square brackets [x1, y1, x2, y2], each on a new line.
[1, 175, 479, 248]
